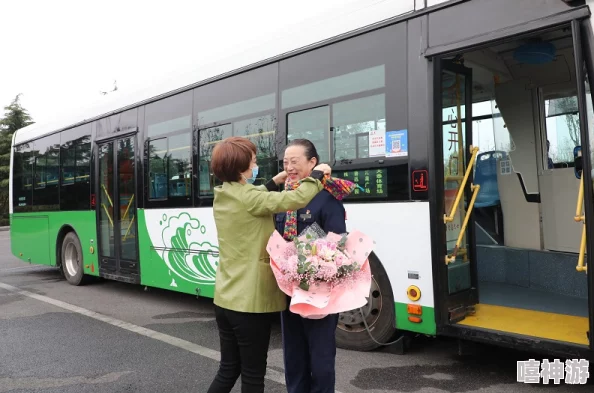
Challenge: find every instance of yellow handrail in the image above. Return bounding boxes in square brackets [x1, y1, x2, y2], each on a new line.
[101, 184, 113, 207]
[444, 145, 480, 223]
[122, 194, 135, 222]
[575, 176, 585, 222]
[574, 176, 587, 273]
[101, 203, 114, 227]
[577, 219, 587, 273]
[123, 216, 135, 241]
[446, 184, 481, 264]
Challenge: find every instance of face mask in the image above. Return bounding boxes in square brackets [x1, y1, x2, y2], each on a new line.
[245, 166, 258, 184]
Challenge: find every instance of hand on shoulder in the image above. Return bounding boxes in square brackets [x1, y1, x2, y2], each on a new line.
[313, 163, 331, 176]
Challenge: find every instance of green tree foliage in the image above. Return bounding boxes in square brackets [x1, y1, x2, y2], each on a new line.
[0, 94, 34, 224]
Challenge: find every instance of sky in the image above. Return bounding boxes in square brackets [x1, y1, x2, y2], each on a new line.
[3, 1, 582, 165]
[1, 0, 402, 125]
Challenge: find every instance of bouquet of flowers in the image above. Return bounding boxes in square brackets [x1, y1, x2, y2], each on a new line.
[267, 223, 374, 319]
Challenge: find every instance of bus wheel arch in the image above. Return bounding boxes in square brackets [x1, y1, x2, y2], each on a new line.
[56, 226, 87, 286]
[335, 252, 400, 351]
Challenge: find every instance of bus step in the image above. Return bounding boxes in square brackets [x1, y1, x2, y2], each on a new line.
[449, 305, 468, 323]
[447, 259, 472, 294]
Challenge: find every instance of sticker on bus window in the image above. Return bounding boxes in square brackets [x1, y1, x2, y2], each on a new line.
[385, 130, 408, 157]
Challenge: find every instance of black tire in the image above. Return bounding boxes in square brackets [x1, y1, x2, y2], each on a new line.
[61, 232, 87, 286]
[335, 254, 400, 351]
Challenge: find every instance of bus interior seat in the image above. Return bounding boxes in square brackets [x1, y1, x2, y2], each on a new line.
[474, 150, 507, 208]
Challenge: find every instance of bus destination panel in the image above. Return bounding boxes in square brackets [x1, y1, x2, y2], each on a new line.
[334, 168, 387, 199]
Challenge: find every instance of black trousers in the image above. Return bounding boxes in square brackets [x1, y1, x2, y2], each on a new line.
[281, 308, 339, 393]
[207, 305, 276, 393]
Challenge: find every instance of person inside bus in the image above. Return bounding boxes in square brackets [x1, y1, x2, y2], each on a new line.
[274, 138, 349, 393]
[547, 140, 554, 169]
[207, 136, 331, 393]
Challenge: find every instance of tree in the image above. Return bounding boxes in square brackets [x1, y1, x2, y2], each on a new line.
[554, 97, 580, 146]
[0, 94, 34, 224]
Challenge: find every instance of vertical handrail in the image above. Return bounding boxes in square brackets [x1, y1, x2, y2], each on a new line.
[575, 176, 587, 273]
[575, 175, 585, 222]
[577, 220, 587, 273]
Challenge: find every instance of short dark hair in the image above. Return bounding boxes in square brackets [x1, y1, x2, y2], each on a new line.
[286, 138, 320, 165]
[211, 137, 257, 182]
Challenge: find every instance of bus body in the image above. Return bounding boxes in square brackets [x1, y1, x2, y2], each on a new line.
[9, 0, 594, 357]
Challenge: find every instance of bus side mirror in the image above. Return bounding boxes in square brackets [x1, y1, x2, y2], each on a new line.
[574, 146, 583, 179]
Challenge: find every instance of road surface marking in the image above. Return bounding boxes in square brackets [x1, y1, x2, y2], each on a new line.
[0, 265, 54, 272]
[0, 281, 344, 392]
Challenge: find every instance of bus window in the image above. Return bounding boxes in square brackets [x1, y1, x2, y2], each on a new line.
[193, 63, 279, 199]
[75, 137, 90, 184]
[61, 140, 75, 186]
[544, 95, 580, 168]
[34, 154, 46, 189]
[279, 22, 407, 179]
[32, 133, 60, 210]
[60, 125, 91, 211]
[147, 134, 192, 200]
[148, 138, 167, 199]
[168, 133, 192, 197]
[234, 114, 277, 187]
[146, 91, 192, 139]
[145, 91, 193, 206]
[287, 107, 330, 162]
[197, 124, 232, 197]
[12, 143, 33, 212]
[333, 94, 386, 161]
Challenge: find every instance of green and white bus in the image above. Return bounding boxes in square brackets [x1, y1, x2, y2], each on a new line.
[10, 0, 594, 357]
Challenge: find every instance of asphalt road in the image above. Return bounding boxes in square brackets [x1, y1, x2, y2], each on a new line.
[0, 230, 592, 392]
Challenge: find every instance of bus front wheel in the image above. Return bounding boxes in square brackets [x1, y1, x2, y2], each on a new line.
[61, 232, 87, 286]
[335, 254, 400, 351]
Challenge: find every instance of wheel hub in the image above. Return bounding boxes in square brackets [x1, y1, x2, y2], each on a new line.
[337, 276, 382, 333]
[64, 242, 79, 277]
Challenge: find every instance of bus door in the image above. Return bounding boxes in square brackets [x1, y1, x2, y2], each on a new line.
[435, 58, 479, 324]
[96, 135, 140, 282]
[431, 18, 594, 352]
[576, 17, 594, 350]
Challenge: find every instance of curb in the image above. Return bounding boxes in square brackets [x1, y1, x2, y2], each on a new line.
[0, 227, 9, 232]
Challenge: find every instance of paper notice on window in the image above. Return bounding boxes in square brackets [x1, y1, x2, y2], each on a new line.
[368, 129, 386, 157]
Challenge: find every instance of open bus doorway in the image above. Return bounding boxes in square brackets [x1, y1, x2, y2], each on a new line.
[435, 23, 593, 349]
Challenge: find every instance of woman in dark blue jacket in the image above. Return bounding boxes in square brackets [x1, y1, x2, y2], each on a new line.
[274, 139, 347, 393]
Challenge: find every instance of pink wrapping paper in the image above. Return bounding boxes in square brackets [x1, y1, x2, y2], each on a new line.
[267, 230, 374, 319]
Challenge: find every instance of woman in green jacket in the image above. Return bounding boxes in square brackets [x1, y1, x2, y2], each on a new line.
[207, 136, 331, 393]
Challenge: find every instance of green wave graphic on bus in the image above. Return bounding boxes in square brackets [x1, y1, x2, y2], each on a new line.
[160, 212, 219, 285]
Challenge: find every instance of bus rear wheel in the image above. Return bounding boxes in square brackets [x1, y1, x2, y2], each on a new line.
[336, 254, 399, 351]
[61, 232, 87, 286]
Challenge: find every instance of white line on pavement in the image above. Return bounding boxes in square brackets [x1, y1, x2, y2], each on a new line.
[0, 265, 54, 272]
[0, 281, 344, 392]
